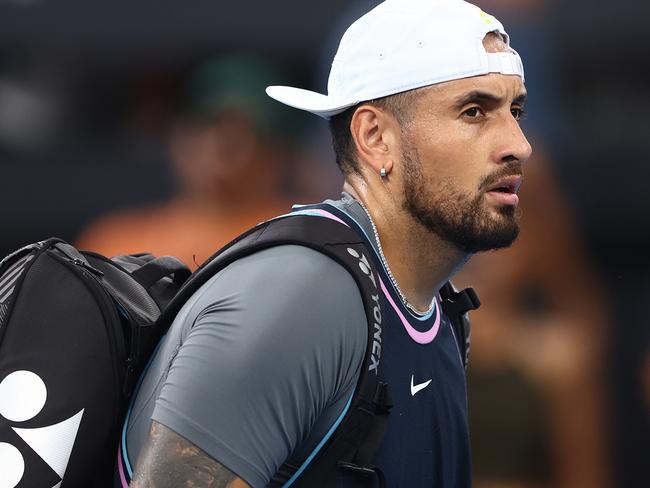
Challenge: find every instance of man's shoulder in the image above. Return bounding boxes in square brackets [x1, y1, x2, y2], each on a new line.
[188, 244, 369, 340]
[202, 243, 362, 296]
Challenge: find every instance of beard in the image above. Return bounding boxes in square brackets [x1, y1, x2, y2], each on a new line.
[402, 145, 521, 254]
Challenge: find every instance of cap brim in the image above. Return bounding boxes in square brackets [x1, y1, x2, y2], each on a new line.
[266, 86, 353, 120]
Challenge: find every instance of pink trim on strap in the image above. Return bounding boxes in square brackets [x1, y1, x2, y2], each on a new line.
[301, 209, 349, 227]
[118, 445, 129, 488]
[380, 278, 440, 344]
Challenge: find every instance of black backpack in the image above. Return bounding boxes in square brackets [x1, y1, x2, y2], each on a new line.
[0, 238, 190, 488]
[0, 212, 478, 488]
[116, 209, 479, 488]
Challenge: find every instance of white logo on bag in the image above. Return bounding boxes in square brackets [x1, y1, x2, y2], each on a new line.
[0, 370, 84, 488]
[347, 248, 383, 375]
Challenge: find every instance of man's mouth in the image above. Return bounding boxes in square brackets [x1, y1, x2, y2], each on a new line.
[485, 175, 522, 206]
[486, 175, 522, 194]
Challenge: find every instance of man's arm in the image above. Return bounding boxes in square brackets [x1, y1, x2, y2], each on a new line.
[126, 245, 367, 487]
[130, 421, 250, 488]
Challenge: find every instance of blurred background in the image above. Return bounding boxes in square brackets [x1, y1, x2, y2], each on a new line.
[0, 0, 647, 486]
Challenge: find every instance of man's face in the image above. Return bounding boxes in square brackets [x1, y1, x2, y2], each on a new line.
[399, 72, 531, 254]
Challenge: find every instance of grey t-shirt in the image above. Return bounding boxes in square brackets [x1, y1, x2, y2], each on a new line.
[125, 239, 368, 487]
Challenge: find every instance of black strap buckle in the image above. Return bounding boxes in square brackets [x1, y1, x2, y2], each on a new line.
[440, 284, 481, 315]
[372, 381, 394, 414]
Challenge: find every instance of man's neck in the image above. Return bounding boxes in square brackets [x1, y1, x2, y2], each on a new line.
[343, 182, 470, 313]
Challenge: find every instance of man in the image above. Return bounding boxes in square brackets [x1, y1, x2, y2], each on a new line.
[126, 0, 531, 486]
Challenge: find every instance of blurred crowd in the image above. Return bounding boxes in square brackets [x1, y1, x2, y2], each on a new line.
[1, 0, 648, 487]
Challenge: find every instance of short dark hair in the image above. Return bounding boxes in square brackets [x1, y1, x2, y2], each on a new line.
[329, 89, 422, 175]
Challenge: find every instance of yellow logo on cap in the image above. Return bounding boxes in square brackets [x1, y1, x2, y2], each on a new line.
[479, 10, 495, 25]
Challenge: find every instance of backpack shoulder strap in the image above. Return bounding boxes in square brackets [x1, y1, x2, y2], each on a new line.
[261, 207, 394, 487]
[156, 212, 393, 488]
[158, 214, 380, 329]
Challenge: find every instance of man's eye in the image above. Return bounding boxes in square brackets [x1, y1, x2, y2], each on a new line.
[463, 107, 482, 118]
[511, 107, 527, 121]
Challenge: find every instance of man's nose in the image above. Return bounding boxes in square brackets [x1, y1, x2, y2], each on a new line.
[494, 116, 533, 164]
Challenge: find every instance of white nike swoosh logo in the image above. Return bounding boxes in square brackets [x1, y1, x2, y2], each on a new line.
[410, 375, 432, 396]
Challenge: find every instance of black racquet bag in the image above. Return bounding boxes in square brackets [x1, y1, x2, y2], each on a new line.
[0, 238, 190, 488]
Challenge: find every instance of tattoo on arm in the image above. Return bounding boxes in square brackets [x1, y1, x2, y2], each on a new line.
[130, 421, 250, 488]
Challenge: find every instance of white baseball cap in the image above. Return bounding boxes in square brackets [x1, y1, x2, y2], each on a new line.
[266, 0, 524, 120]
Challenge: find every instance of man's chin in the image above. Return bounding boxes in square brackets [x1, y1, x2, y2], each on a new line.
[454, 219, 520, 254]
[481, 224, 519, 252]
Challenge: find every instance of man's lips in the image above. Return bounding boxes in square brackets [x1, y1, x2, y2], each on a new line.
[484, 175, 522, 206]
[485, 175, 523, 194]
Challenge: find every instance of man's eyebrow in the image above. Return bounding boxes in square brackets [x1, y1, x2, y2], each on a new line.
[453, 90, 501, 109]
[513, 92, 528, 106]
[453, 90, 528, 109]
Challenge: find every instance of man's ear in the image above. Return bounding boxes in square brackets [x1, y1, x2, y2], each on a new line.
[349, 105, 398, 178]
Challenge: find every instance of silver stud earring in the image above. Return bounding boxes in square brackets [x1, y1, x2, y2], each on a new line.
[380, 167, 387, 179]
